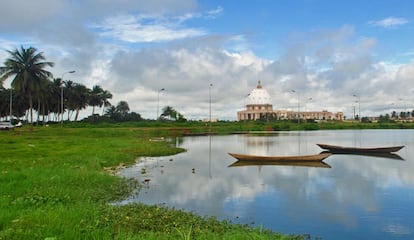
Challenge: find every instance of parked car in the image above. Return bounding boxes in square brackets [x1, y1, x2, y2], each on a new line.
[0, 122, 14, 130]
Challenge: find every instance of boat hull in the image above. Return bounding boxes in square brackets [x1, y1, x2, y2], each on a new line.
[228, 152, 332, 162]
[228, 160, 331, 168]
[317, 144, 404, 153]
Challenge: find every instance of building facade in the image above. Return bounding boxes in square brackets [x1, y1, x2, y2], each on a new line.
[237, 81, 343, 121]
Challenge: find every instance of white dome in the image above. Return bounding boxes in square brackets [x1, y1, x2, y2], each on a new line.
[246, 81, 272, 105]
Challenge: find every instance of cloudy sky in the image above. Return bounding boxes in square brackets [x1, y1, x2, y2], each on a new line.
[1, 0, 414, 120]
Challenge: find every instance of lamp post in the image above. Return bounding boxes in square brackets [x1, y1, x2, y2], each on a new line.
[243, 93, 250, 120]
[157, 88, 165, 120]
[209, 84, 213, 126]
[9, 88, 12, 124]
[291, 90, 300, 124]
[353, 94, 360, 121]
[61, 70, 75, 127]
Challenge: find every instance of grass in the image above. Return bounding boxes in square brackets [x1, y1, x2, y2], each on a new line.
[0, 125, 304, 240]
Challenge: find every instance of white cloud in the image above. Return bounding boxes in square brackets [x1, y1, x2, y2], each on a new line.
[369, 17, 409, 28]
[91, 6, 222, 44]
[94, 14, 207, 43]
[1, 1, 414, 121]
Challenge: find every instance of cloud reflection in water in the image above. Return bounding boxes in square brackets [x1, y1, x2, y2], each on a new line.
[119, 130, 414, 239]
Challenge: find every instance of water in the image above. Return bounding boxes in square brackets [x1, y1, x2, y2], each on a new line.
[119, 130, 414, 239]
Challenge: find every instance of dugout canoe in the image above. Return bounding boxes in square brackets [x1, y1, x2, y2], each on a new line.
[228, 160, 331, 168]
[228, 152, 332, 162]
[317, 143, 404, 154]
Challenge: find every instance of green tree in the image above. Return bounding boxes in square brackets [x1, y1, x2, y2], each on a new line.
[116, 101, 130, 118]
[161, 106, 186, 121]
[0, 46, 54, 127]
[72, 83, 90, 121]
[89, 85, 103, 115]
[100, 90, 113, 115]
[51, 78, 63, 121]
[89, 85, 113, 116]
[63, 80, 76, 121]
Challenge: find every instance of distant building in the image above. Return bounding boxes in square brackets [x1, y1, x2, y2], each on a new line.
[237, 81, 343, 121]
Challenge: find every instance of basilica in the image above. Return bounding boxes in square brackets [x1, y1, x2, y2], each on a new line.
[237, 81, 343, 121]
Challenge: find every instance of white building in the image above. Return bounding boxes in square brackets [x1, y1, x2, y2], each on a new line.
[237, 81, 343, 121]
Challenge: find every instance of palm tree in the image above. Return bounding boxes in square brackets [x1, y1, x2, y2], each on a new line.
[0, 46, 54, 127]
[100, 90, 112, 115]
[116, 101, 130, 118]
[71, 83, 90, 121]
[161, 106, 186, 121]
[63, 80, 79, 121]
[104, 106, 118, 120]
[89, 85, 104, 115]
[34, 78, 52, 124]
[51, 78, 63, 121]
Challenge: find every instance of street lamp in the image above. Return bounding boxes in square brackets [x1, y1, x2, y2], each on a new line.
[209, 84, 213, 125]
[157, 88, 165, 120]
[9, 88, 12, 124]
[61, 70, 75, 126]
[353, 94, 360, 121]
[291, 90, 300, 124]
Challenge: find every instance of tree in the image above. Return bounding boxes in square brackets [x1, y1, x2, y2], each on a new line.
[161, 106, 186, 121]
[391, 111, 397, 119]
[89, 85, 103, 115]
[71, 83, 90, 121]
[89, 85, 113, 116]
[63, 80, 76, 120]
[51, 78, 63, 121]
[161, 106, 174, 120]
[100, 90, 112, 115]
[116, 101, 130, 117]
[0, 46, 54, 127]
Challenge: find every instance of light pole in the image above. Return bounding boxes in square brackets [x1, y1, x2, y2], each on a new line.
[353, 94, 360, 121]
[291, 90, 300, 124]
[157, 88, 165, 120]
[9, 88, 12, 124]
[243, 93, 250, 120]
[209, 84, 213, 126]
[61, 70, 75, 126]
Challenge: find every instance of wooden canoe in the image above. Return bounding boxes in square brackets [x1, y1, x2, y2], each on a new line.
[228, 160, 331, 168]
[317, 143, 404, 153]
[228, 152, 332, 162]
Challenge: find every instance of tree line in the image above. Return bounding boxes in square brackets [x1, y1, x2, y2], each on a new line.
[0, 46, 138, 125]
[0, 46, 189, 126]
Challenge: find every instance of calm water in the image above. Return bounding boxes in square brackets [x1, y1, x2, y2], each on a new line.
[119, 130, 414, 239]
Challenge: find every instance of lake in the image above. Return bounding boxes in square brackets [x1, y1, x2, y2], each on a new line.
[119, 129, 414, 239]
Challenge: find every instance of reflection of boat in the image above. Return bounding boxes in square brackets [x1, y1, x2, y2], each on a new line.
[317, 144, 404, 153]
[228, 152, 332, 162]
[320, 151, 404, 160]
[228, 160, 331, 168]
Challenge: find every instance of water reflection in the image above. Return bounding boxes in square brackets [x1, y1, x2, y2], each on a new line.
[119, 130, 414, 239]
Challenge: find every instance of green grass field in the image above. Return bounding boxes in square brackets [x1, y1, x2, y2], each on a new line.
[0, 124, 306, 240]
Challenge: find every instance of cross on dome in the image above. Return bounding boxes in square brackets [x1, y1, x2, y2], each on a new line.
[246, 80, 272, 105]
[257, 80, 262, 89]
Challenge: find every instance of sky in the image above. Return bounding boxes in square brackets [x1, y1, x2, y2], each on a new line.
[1, 0, 414, 120]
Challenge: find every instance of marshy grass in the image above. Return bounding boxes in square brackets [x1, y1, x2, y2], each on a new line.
[0, 125, 302, 239]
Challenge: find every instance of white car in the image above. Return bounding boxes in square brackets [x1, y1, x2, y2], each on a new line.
[0, 122, 15, 130]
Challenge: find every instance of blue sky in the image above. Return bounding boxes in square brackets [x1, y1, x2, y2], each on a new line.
[1, 0, 414, 120]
